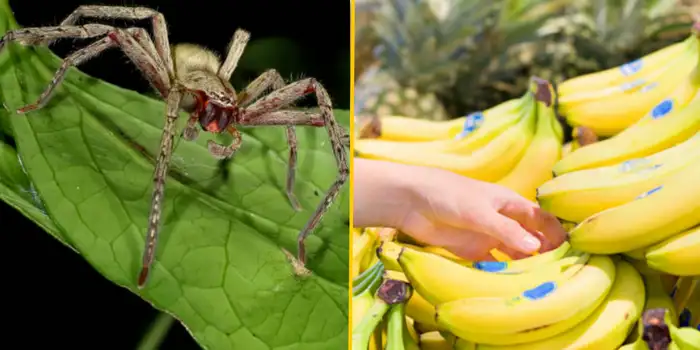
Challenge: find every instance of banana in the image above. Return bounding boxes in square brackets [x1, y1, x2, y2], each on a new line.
[646, 225, 700, 276]
[568, 160, 700, 254]
[472, 241, 572, 274]
[558, 28, 700, 136]
[353, 288, 376, 330]
[477, 259, 644, 350]
[394, 241, 590, 305]
[405, 290, 440, 332]
[370, 115, 467, 142]
[498, 78, 563, 201]
[354, 97, 538, 182]
[670, 326, 700, 350]
[354, 96, 526, 154]
[661, 305, 700, 350]
[436, 255, 614, 335]
[451, 285, 607, 346]
[419, 331, 453, 350]
[556, 34, 694, 97]
[644, 273, 680, 327]
[353, 230, 377, 278]
[553, 79, 700, 175]
[538, 132, 700, 222]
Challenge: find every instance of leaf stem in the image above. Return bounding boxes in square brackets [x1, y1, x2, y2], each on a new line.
[136, 312, 175, 350]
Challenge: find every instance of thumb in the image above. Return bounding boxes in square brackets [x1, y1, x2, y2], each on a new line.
[479, 213, 542, 255]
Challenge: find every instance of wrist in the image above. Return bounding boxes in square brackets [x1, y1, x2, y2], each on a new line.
[353, 159, 418, 229]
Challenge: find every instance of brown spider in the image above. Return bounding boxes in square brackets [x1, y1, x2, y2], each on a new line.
[0, 5, 349, 289]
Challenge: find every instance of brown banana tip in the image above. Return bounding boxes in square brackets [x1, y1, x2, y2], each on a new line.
[397, 246, 406, 262]
[376, 241, 385, 255]
[531, 76, 553, 106]
[357, 114, 382, 139]
[574, 126, 598, 146]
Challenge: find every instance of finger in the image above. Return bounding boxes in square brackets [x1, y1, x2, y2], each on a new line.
[431, 227, 501, 261]
[492, 244, 530, 261]
[499, 200, 567, 252]
[479, 212, 542, 255]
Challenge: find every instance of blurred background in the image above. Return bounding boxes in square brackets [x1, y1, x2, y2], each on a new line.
[0, 0, 349, 348]
[354, 0, 699, 122]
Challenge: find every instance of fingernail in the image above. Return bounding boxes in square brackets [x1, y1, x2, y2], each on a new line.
[522, 236, 541, 252]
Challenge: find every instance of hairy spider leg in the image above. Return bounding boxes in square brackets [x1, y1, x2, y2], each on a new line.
[237, 68, 304, 210]
[138, 88, 184, 289]
[0, 25, 170, 113]
[58, 5, 175, 77]
[242, 78, 349, 268]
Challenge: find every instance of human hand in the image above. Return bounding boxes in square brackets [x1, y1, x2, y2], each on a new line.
[354, 159, 567, 261]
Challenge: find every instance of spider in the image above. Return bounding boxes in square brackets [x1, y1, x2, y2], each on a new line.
[0, 5, 349, 289]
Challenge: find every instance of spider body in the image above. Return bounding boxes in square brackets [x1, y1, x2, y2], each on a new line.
[0, 5, 349, 289]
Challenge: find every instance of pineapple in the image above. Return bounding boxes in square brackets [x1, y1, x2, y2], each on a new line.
[354, 0, 502, 120]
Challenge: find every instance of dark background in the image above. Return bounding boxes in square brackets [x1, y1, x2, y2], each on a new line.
[0, 0, 349, 349]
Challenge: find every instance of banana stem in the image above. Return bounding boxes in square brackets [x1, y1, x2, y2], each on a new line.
[353, 261, 385, 296]
[385, 303, 406, 350]
[352, 297, 390, 350]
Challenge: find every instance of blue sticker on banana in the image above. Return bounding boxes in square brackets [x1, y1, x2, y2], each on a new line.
[651, 99, 673, 119]
[620, 59, 643, 76]
[474, 261, 508, 272]
[522, 281, 556, 301]
[636, 186, 663, 200]
[455, 112, 484, 140]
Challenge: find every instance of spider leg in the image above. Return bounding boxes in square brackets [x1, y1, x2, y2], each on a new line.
[58, 5, 175, 77]
[0, 26, 170, 113]
[218, 29, 251, 81]
[138, 87, 184, 289]
[238, 69, 304, 210]
[206, 126, 243, 159]
[241, 80, 349, 269]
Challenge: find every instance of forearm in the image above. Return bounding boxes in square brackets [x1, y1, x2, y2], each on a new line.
[353, 158, 417, 229]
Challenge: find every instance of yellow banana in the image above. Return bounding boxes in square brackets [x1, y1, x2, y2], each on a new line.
[644, 272, 680, 327]
[646, 225, 700, 276]
[354, 96, 526, 153]
[558, 29, 700, 136]
[553, 80, 700, 175]
[353, 231, 376, 278]
[395, 242, 590, 305]
[356, 98, 538, 182]
[568, 160, 700, 254]
[371, 115, 467, 142]
[477, 259, 644, 350]
[405, 290, 440, 332]
[353, 288, 376, 330]
[557, 34, 694, 97]
[419, 331, 453, 350]
[498, 78, 563, 201]
[538, 132, 700, 222]
[436, 255, 615, 335]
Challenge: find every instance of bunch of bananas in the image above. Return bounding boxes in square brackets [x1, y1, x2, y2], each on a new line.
[556, 23, 700, 137]
[350, 234, 699, 349]
[352, 20, 700, 350]
[354, 77, 563, 202]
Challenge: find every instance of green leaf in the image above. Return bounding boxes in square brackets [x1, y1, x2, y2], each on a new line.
[0, 2, 349, 349]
